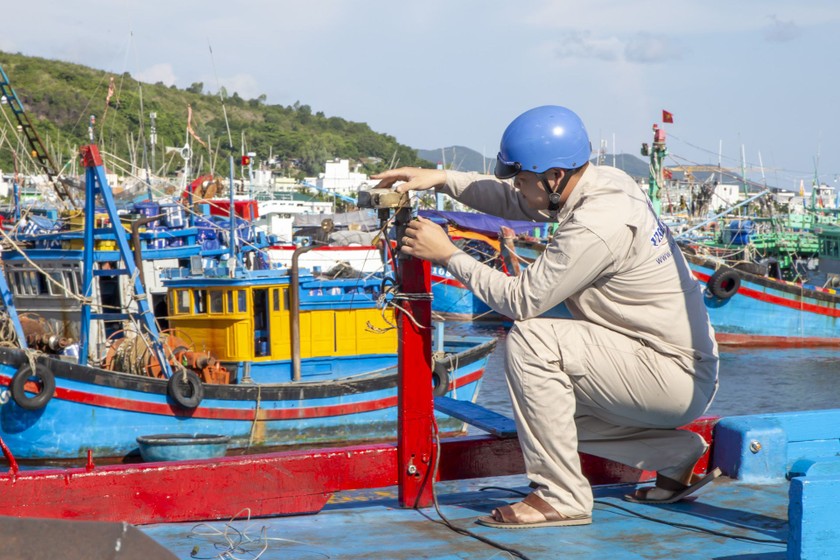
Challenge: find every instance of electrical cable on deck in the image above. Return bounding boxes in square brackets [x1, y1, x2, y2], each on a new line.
[421, 417, 533, 560]
[188, 508, 330, 559]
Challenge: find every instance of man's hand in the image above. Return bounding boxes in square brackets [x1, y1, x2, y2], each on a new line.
[400, 216, 458, 267]
[371, 167, 447, 194]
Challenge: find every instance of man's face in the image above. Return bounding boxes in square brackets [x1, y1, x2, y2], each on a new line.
[513, 171, 549, 209]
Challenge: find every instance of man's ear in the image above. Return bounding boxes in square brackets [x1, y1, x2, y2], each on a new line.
[549, 169, 565, 189]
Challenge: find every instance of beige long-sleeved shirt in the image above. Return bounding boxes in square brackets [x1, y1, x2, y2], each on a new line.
[439, 165, 718, 382]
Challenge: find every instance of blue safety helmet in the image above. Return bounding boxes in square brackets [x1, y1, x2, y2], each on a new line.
[495, 105, 591, 179]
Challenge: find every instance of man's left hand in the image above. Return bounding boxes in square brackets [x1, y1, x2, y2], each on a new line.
[400, 217, 458, 267]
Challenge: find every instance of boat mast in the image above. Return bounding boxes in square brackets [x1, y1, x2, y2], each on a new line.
[642, 124, 667, 216]
[78, 145, 172, 377]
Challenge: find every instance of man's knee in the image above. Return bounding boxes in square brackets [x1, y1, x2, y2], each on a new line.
[506, 319, 566, 368]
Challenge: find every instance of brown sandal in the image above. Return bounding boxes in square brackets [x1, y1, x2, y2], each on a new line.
[625, 467, 722, 504]
[476, 493, 592, 529]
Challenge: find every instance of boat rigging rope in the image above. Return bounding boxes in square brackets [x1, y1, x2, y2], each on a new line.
[247, 385, 262, 450]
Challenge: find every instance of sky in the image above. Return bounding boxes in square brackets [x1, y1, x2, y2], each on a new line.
[2, 0, 839, 192]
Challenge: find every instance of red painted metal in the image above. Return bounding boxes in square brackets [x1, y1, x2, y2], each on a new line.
[396, 252, 435, 508]
[0, 416, 719, 525]
[79, 144, 103, 168]
[716, 333, 840, 348]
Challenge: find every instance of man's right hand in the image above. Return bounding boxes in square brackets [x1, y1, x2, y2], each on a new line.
[371, 167, 447, 194]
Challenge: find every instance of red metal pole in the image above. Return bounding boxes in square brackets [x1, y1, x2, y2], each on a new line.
[396, 226, 435, 508]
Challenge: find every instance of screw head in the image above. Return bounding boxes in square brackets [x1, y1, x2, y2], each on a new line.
[749, 440, 762, 454]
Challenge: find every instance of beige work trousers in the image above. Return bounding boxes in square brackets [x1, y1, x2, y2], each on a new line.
[505, 318, 718, 516]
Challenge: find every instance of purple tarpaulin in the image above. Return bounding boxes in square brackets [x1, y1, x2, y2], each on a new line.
[418, 210, 538, 236]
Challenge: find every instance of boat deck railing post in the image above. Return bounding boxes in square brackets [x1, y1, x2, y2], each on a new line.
[395, 207, 435, 509]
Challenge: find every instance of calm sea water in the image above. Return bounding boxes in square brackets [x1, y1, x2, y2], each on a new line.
[446, 321, 840, 419]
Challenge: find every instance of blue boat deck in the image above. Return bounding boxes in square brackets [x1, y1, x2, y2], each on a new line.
[142, 473, 789, 559]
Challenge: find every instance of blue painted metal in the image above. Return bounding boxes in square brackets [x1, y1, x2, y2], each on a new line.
[78, 147, 171, 377]
[140, 473, 790, 559]
[434, 396, 517, 438]
[127, 408, 834, 558]
[713, 415, 788, 482]
[713, 409, 840, 483]
[788, 473, 840, 560]
[0, 267, 26, 348]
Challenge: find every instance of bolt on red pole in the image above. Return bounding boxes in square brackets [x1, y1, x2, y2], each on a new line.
[395, 209, 435, 509]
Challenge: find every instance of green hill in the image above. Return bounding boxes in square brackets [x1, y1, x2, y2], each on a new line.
[0, 51, 433, 179]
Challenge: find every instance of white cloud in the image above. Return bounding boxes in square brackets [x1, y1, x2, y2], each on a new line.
[217, 73, 262, 101]
[552, 31, 681, 64]
[625, 33, 683, 63]
[555, 31, 623, 61]
[763, 15, 802, 42]
[135, 63, 177, 86]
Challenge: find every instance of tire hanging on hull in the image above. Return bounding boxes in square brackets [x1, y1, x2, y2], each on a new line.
[10, 363, 55, 410]
[707, 268, 741, 300]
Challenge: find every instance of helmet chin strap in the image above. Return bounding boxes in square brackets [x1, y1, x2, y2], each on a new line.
[539, 171, 570, 214]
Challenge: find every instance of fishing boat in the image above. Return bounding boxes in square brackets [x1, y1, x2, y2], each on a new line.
[0, 145, 495, 462]
[682, 250, 840, 346]
[639, 123, 840, 345]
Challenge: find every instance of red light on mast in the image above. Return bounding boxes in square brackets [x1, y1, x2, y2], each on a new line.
[241, 155, 251, 166]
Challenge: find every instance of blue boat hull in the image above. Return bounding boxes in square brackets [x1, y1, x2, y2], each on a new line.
[686, 254, 840, 344]
[0, 336, 495, 461]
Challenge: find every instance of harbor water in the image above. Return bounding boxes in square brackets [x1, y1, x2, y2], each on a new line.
[447, 321, 840, 420]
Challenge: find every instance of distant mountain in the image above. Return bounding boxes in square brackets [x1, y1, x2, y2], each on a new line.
[418, 146, 651, 179]
[416, 146, 495, 174]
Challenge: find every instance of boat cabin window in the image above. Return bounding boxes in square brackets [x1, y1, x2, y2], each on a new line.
[175, 290, 190, 314]
[209, 290, 223, 314]
[227, 290, 234, 313]
[194, 290, 207, 314]
[13, 270, 48, 296]
[237, 290, 247, 312]
[46, 272, 64, 296]
[273, 288, 281, 311]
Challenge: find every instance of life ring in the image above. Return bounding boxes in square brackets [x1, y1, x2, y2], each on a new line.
[167, 370, 204, 409]
[432, 364, 452, 397]
[707, 268, 741, 300]
[10, 364, 55, 410]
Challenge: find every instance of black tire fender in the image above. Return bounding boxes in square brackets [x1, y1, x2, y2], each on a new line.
[707, 268, 741, 299]
[10, 363, 55, 411]
[167, 370, 204, 409]
[432, 362, 452, 397]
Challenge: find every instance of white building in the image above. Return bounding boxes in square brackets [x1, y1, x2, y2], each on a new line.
[307, 159, 372, 197]
[710, 183, 742, 211]
[255, 193, 333, 242]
